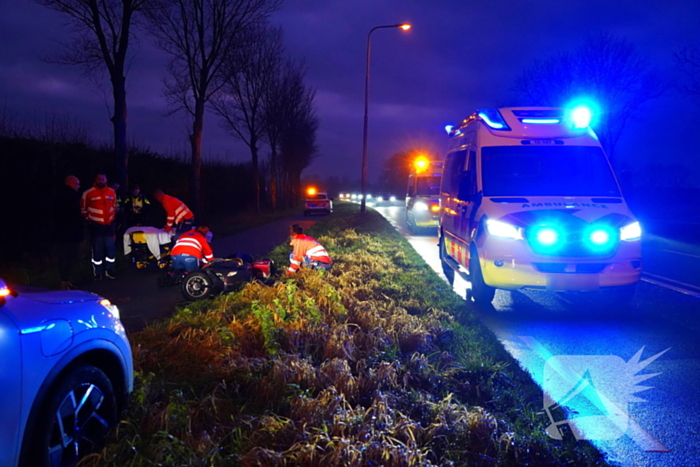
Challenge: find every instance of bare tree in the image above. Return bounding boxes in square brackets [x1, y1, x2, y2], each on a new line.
[674, 45, 700, 105]
[263, 59, 316, 209]
[513, 32, 668, 163]
[37, 0, 148, 190]
[211, 23, 283, 213]
[143, 0, 281, 214]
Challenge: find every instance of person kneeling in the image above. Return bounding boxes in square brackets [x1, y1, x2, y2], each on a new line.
[171, 224, 214, 272]
[287, 224, 332, 274]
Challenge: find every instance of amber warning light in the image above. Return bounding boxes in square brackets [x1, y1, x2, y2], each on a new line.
[307, 187, 317, 196]
[414, 155, 430, 173]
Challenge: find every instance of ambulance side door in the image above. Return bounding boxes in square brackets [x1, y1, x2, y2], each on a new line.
[456, 148, 478, 266]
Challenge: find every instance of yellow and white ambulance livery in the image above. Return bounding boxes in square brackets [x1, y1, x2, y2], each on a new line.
[438, 107, 642, 304]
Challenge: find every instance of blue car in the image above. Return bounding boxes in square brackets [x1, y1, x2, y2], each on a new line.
[0, 278, 133, 467]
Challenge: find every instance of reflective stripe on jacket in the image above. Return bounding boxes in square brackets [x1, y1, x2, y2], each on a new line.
[288, 234, 331, 272]
[171, 229, 213, 262]
[80, 186, 117, 225]
[162, 194, 194, 230]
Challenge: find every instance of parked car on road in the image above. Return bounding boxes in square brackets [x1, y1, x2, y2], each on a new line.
[0, 277, 133, 467]
[304, 191, 333, 216]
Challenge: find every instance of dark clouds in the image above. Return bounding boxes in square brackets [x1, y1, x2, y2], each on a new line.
[2, 0, 700, 183]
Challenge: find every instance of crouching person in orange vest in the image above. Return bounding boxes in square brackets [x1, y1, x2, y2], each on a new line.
[170, 225, 214, 272]
[287, 224, 332, 274]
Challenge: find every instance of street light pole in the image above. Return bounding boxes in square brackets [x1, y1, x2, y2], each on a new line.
[360, 23, 411, 215]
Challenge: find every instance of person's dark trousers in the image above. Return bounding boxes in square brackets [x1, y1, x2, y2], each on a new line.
[90, 223, 117, 276]
[57, 241, 80, 282]
[172, 217, 195, 242]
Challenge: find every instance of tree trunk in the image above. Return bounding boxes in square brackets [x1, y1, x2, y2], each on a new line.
[190, 98, 205, 216]
[270, 148, 278, 211]
[251, 137, 260, 214]
[111, 74, 128, 190]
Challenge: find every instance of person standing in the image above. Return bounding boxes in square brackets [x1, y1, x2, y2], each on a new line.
[287, 224, 332, 273]
[81, 174, 118, 280]
[124, 184, 151, 227]
[54, 175, 84, 290]
[153, 189, 195, 240]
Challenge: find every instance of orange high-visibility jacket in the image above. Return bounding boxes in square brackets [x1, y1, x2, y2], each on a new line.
[162, 194, 194, 231]
[288, 234, 331, 273]
[80, 185, 117, 225]
[171, 229, 214, 262]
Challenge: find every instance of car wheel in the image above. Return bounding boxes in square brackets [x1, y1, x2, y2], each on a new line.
[182, 271, 218, 301]
[469, 246, 495, 304]
[439, 236, 455, 285]
[26, 365, 118, 467]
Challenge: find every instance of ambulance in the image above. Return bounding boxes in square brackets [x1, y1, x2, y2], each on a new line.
[406, 156, 443, 233]
[438, 107, 642, 304]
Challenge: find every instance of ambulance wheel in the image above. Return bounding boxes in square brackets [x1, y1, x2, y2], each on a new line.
[439, 237, 455, 285]
[468, 246, 495, 304]
[182, 271, 217, 301]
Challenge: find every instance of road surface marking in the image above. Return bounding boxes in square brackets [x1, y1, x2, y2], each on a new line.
[642, 272, 700, 298]
[662, 249, 700, 259]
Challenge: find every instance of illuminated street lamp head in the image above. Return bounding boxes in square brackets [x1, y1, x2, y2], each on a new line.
[399, 23, 411, 31]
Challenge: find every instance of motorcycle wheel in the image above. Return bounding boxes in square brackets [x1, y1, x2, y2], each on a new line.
[182, 271, 221, 301]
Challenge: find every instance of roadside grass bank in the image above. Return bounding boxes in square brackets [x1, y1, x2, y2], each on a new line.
[93, 203, 610, 466]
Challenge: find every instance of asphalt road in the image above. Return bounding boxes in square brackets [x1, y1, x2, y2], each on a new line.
[371, 201, 700, 467]
[83, 215, 317, 331]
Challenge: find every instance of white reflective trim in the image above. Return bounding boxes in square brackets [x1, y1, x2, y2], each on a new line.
[105, 257, 115, 263]
[88, 207, 103, 213]
[290, 259, 301, 265]
[91, 259, 103, 265]
[307, 245, 326, 256]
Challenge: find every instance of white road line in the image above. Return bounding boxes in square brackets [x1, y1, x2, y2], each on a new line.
[662, 249, 700, 259]
[642, 273, 700, 298]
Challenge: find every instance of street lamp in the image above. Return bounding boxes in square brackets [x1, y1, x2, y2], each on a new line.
[360, 23, 411, 215]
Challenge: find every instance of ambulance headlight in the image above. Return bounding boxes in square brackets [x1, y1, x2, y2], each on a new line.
[486, 220, 522, 240]
[620, 222, 642, 241]
[390, 196, 396, 202]
[414, 201, 429, 211]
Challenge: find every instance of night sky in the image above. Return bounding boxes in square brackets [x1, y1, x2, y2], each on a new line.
[2, 0, 700, 185]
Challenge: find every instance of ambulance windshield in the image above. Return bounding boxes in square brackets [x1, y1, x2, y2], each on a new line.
[481, 146, 620, 197]
[415, 174, 441, 196]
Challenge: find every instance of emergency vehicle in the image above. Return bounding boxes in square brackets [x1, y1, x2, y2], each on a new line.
[406, 156, 443, 232]
[304, 188, 332, 216]
[438, 107, 641, 304]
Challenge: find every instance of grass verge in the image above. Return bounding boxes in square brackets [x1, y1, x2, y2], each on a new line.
[90, 203, 612, 466]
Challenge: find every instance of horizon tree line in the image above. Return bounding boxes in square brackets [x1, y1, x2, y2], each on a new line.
[36, 0, 318, 213]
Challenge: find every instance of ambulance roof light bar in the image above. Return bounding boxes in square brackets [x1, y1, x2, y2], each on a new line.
[477, 109, 511, 131]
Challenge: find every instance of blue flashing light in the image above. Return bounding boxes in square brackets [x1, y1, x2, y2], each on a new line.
[583, 224, 618, 253]
[536, 227, 559, 246]
[571, 107, 592, 128]
[477, 109, 511, 131]
[521, 118, 561, 124]
[445, 124, 454, 134]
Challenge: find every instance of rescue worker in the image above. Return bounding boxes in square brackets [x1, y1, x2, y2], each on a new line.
[170, 224, 214, 271]
[124, 184, 151, 227]
[81, 174, 118, 280]
[54, 175, 84, 289]
[153, 189, 194, 240]
[287, 224, 332, 273]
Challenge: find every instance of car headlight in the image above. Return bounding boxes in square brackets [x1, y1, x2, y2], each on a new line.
[390, 196, 396, 202]
[414, 201, 429, 211]
[620, 222, 642, 241]
[486, 219, 522, 240]
[99, 299, 121, 320]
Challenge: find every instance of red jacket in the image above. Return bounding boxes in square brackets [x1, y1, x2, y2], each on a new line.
[162, 194, 194, 231]
[171, 229, 214, 263]
[288, 234, 331, 273]
[80, 185, 117, 225]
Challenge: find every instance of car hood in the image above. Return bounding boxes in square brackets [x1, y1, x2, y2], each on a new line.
[484, 196, 636, 225]
[19, 289, 102, 305]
